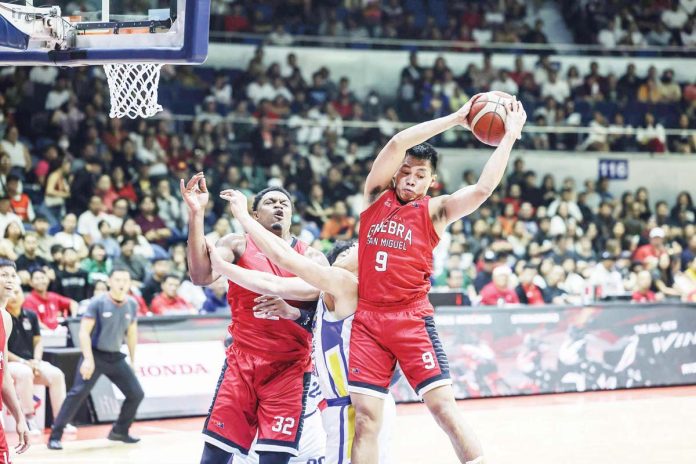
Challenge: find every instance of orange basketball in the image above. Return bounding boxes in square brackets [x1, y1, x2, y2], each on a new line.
[466, 91, 514, 146]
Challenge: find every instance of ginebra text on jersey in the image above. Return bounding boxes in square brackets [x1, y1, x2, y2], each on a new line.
[366, 219, 413, 250]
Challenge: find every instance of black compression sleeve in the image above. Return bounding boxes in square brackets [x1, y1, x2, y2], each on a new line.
[293, 308, 315, 332]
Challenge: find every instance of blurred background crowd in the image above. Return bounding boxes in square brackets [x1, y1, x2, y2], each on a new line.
[209, 0, 696, 48]
[0, 0, 694, 330]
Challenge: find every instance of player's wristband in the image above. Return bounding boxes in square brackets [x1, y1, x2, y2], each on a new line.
[293, 309, 315, 332]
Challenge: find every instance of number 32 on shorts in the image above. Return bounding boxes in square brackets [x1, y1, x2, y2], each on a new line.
[271, 416, 295, 435]
[375, 251, 388, 271]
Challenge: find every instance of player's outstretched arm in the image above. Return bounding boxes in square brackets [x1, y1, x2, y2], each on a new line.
[430, 99, 527, 235]
[363, 98, 476, 208]
[206, 238, 319, 301]
[220, 190, 356, 300]
[181, 174, 245, 286]
[181, 173, 219, 285]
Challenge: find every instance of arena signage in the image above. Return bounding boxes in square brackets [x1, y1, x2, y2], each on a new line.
[94, 341, 226, 420]
[598, 158, 629, 180]
[391, 303, 696, 402]
[83, 304, 696, 421]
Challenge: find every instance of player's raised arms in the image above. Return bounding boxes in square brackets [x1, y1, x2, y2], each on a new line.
[206, 237, 319, 302]
[363, 100, 474, 208]
[219, 189, 358, 308]
[428, 99, 527, 235]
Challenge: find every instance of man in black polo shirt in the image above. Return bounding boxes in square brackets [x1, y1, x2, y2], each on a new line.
[51, 247, 90, 302]
[16, 232, 51, 290]
[6, 284, 70, 435]
[48, 268, 144, 450]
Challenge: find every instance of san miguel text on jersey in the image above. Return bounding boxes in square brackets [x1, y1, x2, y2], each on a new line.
[358, 189, 439, 306]
[366, 218, 413, 251]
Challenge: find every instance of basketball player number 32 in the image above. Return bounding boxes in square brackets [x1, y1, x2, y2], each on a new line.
[272, 416, 295, 435]
[375, 251, 388, 272]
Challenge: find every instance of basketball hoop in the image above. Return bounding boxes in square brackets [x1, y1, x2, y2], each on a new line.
[103, 63, 164, 119]
[0, 0, 210, 118]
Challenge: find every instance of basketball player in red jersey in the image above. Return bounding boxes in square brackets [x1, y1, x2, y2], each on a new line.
[348, 98, 527, 464]
[0, 261, 30, 463]
[182, 176, 329, 464]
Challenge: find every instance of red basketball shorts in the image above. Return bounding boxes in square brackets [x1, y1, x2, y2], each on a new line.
[347, 297, 451, 399]
[202, 345, 311, 456]
[0, 424, 10, 464]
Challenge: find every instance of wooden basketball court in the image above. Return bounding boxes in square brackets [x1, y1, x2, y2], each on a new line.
[10, 386, 696, 464]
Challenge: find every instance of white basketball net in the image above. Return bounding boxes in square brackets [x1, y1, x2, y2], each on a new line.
[103, 63, 164, 119]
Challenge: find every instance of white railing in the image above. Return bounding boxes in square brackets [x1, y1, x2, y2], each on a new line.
[208, 31, 696, 56]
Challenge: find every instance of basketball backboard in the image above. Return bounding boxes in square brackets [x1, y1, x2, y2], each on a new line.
[0, 0, 209, 65]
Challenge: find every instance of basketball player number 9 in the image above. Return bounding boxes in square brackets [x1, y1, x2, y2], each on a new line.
[375, 251, 388, 272]
[422, 352, 436, 370]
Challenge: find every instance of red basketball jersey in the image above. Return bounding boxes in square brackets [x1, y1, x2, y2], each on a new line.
[0, 313, 5, 411]
[358, 189, 440, 307]
[0, 312, 6, 464]
[226, 235, 315, 361]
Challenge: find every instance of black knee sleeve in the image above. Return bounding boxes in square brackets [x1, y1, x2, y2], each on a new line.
[257, 451, 292, 464]
[200, 442, 233, 464]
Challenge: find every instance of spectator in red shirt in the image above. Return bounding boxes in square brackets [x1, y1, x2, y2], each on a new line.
[332, 95, 354, 119]
[150, 275, 195, 315]
[632, 270, 658, 303]
[509, 56, 532, 86]
[480, 266, 520, 306]
[129, 289, 150, 317]
[6, 174, 34, 222]
[108, 166, 138, 206]
[165, 136, 192, 173]
[224, 4, 250, 32]
[515, 264, 545, 305]
[23, 269, 78, 329]
[502, 183, 523, 215]
[633, 227, 668, 263]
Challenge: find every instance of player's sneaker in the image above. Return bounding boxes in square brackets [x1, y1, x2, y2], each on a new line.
[47, 439, 63, 450]
[25, 415, 42, 436]
[107, 431, 141, 444]
[64, 423, 77, 434]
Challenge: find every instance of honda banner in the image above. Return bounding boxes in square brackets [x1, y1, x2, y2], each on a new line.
[87, 315, 229, 421]
[390, 303, 696, 402]
[84, 304, 696, 421]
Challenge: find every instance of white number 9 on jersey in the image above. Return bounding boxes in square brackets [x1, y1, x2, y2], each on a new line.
[422, 352, 436, 370]
[375, 251, 388, 272]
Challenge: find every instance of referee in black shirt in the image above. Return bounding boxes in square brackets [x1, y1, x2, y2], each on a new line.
[48, 268, 144, 450]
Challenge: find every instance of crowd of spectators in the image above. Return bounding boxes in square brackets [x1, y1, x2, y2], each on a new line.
[209, 0, 696, 50]
[430, 157, 696, 306]
[396, 52, 696, 152]
[562, 0, 696, 48]
[156, 47, 696, 153]
[211, 0, 549, 46]
[0, 0, 692, 439]
[0, 63, 219, 323]
[54, 0, 696, 52]
[0, 40, 695, 323]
